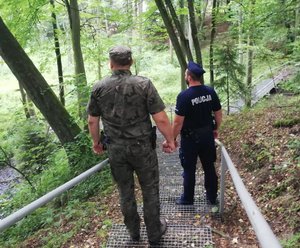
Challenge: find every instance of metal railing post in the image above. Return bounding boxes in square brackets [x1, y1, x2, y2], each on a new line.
[219, 146, 227, 215]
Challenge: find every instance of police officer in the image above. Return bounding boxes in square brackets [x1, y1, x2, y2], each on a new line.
[87, 45, 175, 245]
[172, 61, 222, 205]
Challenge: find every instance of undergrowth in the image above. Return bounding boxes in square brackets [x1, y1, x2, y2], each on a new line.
[221, 92, 300, 247]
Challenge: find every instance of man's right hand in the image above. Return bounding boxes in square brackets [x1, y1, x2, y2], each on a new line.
[93, 143, 104, 155]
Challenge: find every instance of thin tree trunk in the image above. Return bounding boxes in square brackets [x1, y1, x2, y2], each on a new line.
[138, 0, 143, 53]
[165, 0, 193, 61]
[245, 34, 253, 107]
[238, 5, 243, 64]
[295, 4, 300, 49]
[296, 3, 300, 39]
[226, 76, 230, 115]
[18, 81, 31, 119]
[126, 0, 133, 42]
[200, 0, 209, 31]
[187, 0, 203, 65]
[66, 0, 89, 126]
[155, 0, 187, 90]
[169, 38, 174, 63]
[245, 0, 255, 108]
[50, 0, 65, 106]
[188, 0, 204, 81]
[209, 0, 217, 88]
[179, 0, 186, 47]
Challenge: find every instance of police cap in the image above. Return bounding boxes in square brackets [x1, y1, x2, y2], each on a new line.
[187, 61, 206, 77]
[109, 45, 132, 65]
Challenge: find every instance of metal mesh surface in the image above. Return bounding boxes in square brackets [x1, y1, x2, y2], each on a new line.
[159, 184, 205, 200]
[159, 176, 203, 187]
[137, 200, 214, 221]
[106, 224, 213, 248]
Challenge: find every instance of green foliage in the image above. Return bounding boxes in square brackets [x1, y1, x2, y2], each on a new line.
[288, 139, 300, 164]
[273, 118, 300, 128]
[279, 71, 300, 94]
[142, 3, 169, 50]
[12, 118, 56, 176]
[214, 36, 246, 103]
[291, 39, 300, 61]
[0, 157, 113, 246]
[0, 0, 50, 46]
[281, 232, 300, 248]
[70, 167, 113, 201]
[138, 49, 181, 105]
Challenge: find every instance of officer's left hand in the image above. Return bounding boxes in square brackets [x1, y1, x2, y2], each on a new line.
[213, 130, 218, 139]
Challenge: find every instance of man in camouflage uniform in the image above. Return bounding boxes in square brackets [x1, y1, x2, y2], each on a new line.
[87, 45, 175, 245]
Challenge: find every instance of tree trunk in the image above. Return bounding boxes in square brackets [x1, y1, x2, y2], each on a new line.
[238, 5, 244, 64]
[126, 0, 133, 41]
[188, 0, 204, 81]
[0, 17, 97, 172]
[296, 3, 300, 27]
[155, 0, 187, 90]
[169, 38, 174, 63]
[226, 76, 230, 115]
[165, 0, 193, 61]
[50, 0, 65, 106]
[245, 34, 253, 107]
[296, 3, 300, 38]
[66, 0, 89, 125]
[245, 0, 255, 108]
[18, 81, 31, 119]
[0, 16, 81, 146]
[155, 0, 186, 70]
[209, 0, 217, 88]
[199, 0, 209, 31]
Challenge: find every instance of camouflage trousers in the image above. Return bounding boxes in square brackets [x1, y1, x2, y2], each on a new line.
[108, 139, 161, 242]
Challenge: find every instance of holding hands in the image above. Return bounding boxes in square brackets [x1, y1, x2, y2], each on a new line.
[162, 140, 176, 153]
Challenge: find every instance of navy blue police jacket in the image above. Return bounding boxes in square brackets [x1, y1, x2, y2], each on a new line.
[175, 85, 221, 131]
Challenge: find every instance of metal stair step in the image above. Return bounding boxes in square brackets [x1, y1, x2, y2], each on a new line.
[137, 200, 217, 222]
[106, 224, 213, 248]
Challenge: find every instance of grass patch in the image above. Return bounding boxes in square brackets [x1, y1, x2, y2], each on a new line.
[273, 118, 300, 128]
[281, 232, 300, 248]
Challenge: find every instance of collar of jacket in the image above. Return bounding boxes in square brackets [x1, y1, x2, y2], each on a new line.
[112, 69, 132, 76]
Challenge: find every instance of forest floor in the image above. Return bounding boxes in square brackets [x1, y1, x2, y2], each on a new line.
[20, 92, 299, 248]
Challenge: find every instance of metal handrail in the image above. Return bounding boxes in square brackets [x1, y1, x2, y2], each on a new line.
[0, 158, 109, 232]
[216, 139, 282, 248]
[0, 137, 283, 247]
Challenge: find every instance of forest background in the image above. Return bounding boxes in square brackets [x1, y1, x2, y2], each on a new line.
[0, 0, 299, 247]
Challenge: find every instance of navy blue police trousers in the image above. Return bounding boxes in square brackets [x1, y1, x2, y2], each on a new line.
[179, 134, 218, 204]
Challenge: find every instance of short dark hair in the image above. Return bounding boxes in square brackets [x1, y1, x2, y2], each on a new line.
[187, 70, 202, 81]
[110, 56, 133, 66]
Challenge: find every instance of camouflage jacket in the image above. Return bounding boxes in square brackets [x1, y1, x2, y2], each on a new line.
[87, 70, 165, 141]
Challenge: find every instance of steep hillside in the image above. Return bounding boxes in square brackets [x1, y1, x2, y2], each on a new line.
[218, 93, 300, 247]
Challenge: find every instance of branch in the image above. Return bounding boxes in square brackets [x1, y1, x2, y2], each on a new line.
[0, 147, 35, 190]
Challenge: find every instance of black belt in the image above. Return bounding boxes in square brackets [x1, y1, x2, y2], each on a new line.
[181, 126, 212, 139]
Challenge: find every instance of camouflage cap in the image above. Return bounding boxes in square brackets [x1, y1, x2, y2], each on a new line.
[109, 45, 132, 60]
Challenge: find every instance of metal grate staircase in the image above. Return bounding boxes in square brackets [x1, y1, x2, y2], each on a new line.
[106, 133, 214, 247]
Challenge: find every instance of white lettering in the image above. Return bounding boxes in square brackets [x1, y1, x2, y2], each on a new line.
[191, 95, 212, 106]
